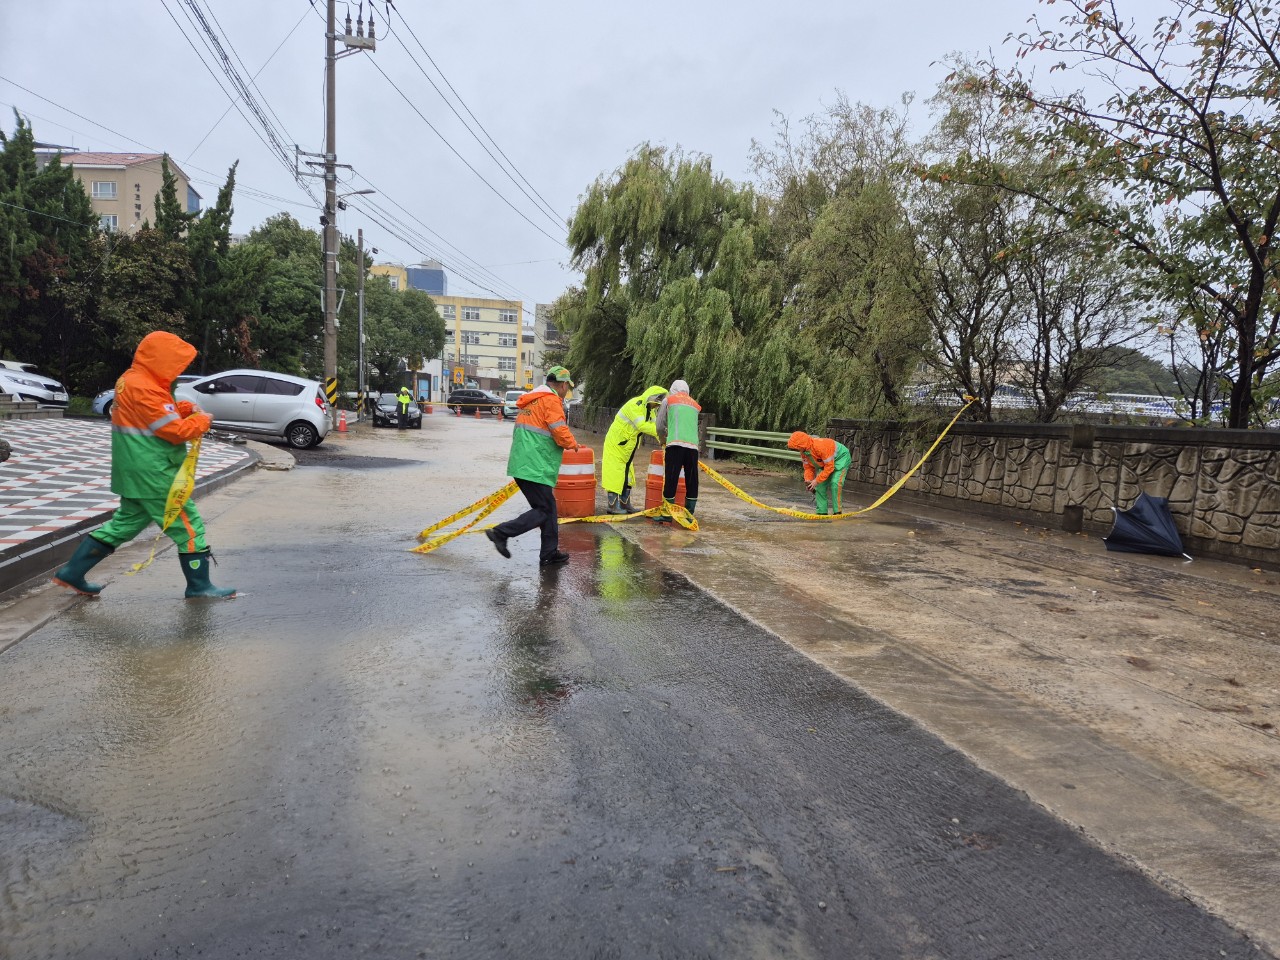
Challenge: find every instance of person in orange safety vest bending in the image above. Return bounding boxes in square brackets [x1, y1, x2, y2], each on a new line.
[786, 431, 852, 515]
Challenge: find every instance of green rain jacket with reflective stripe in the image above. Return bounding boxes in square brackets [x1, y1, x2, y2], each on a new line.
[506, 385, 577, 486]
[110, 331, 206, 500]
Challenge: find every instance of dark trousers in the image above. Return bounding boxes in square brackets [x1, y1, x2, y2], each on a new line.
[494, 478, 559, 561]
[663, 445, 699, 501]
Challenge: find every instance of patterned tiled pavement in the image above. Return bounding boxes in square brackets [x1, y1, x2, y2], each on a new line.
[0, 418, 255, 591]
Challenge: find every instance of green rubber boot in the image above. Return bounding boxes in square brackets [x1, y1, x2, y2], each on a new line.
[52, 536, 115, 596]
[685, 497, 697, 516]
[179, 550, 236, 600]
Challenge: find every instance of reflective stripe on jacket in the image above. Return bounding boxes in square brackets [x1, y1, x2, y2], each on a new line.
[110, 331, 206, 499]
[601, 385, 665, 494]
[798, 437, 851, 485]
[507, 384, 578, 486]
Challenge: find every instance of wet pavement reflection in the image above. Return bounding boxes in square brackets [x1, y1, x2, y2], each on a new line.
[0, 455, 1262, 959]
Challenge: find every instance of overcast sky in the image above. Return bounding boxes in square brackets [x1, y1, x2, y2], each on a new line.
[0, 1, 1170, 318]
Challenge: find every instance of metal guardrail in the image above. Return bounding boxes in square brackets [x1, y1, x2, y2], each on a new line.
[705, 427, 801, 462]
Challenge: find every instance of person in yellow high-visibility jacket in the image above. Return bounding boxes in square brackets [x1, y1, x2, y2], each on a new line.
[601, 385, 666, 514]
[787, 431, 852, 515]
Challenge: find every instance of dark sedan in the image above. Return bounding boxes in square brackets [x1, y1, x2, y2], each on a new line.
[371, 393, 422, 428]
[447, 388, 506, 417]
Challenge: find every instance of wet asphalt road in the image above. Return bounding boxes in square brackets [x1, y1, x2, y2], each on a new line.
[0, 427, 1263, 959]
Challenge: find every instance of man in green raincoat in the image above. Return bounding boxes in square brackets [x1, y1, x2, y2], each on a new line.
[601, 386, 666, 514]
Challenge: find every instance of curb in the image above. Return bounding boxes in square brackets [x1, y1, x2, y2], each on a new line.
[0, 447, 261, 600]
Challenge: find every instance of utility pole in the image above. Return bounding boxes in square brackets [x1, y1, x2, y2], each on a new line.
[298, 0, 374, 423]
[357, 228, 365, 405]
[322, 0, 338, 404]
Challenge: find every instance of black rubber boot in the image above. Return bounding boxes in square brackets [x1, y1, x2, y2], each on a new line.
[52, 536, 115, 596]
[179, 551, 236, 600]
[619, 489, 635, 513]
[606, 492, 626, 515]
[685, 497, 698, 516]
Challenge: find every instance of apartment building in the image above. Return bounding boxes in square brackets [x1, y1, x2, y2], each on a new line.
[54, 152, 201, 233]
[434, 294, 527, 390]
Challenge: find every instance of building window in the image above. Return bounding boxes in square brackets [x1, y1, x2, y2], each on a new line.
[498, 334, 517, 348]
[461, 332, 481, 345]
[463, 306, 481, 321]
[388, 276, 399, 290]
[99, 214, 118, 232]
[499, 308, 517, 323]
[91, 181, 117, 199]
[498, 358, 517, 372]
[443, 329, 454, 338]
[439, 305, 456, 320]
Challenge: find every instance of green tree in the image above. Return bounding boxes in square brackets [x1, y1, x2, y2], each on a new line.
[241, 213, 325, 376]
[985, 0, 1280, 427]
[361, 278, 444, 391]
[567, 145, 805, 427]
[152, 155, 195, 241]
[0, 113, 98, 384]
[751, 96, 929, 417]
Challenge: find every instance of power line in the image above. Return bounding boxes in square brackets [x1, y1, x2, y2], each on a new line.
[385, 6, 565, 232]
[0, 78, 318, 218]
[350, 176, 530, 297]
[159, 0, 320, 205]
[184, 5, 310, 163]
[363, 56, 566, 248]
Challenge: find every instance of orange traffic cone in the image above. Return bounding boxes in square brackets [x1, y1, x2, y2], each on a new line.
[474, 407, 481, 420]
[455, 405, 461, 417]
[338, 409, 348, 432]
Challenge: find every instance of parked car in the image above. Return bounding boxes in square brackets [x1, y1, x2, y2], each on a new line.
[175, 369, 330, 449]
[92, 374, 202, 418]
[503, 389, 523, 419]
[0, 361, 69, 409]
[447, 387, 506, 417]
[371, 392, 422, 429]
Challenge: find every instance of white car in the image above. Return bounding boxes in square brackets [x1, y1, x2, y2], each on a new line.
[0, 360, 69, 409]
[93, 374, 202, 418]
[503, 389, 523, 419]
[175, 369, 330, 449]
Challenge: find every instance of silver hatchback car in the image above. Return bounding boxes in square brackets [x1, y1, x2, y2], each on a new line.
[175, 369, 330, 449]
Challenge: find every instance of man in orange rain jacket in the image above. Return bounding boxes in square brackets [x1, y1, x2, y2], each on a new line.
[485, 366, 580, 567]
[52, 331, 236, 600]
[787, 431, 853, 515]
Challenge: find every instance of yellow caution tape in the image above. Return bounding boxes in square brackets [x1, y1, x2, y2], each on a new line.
[412, 481, 519, 553]
[128, 436, 203, 575]
[413, 488, 698, 555]
[412, 398, 970, 551]
[700, 396, 976, 520]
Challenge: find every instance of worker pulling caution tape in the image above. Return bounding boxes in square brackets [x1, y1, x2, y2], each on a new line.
[412, 397, 973, 554]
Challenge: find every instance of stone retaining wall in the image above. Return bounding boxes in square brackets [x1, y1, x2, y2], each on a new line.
[827, 420, 1280, 567]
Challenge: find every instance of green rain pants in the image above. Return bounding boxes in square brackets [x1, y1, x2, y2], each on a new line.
[93, 496, 209, 554]
[814, 446, 852, 515]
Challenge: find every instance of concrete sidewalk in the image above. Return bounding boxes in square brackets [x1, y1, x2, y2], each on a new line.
[0, 418, 262, 596]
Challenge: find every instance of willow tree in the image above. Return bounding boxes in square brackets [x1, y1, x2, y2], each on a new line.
[565, 145, 813, 428]
[985, 0, 1280, 428]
